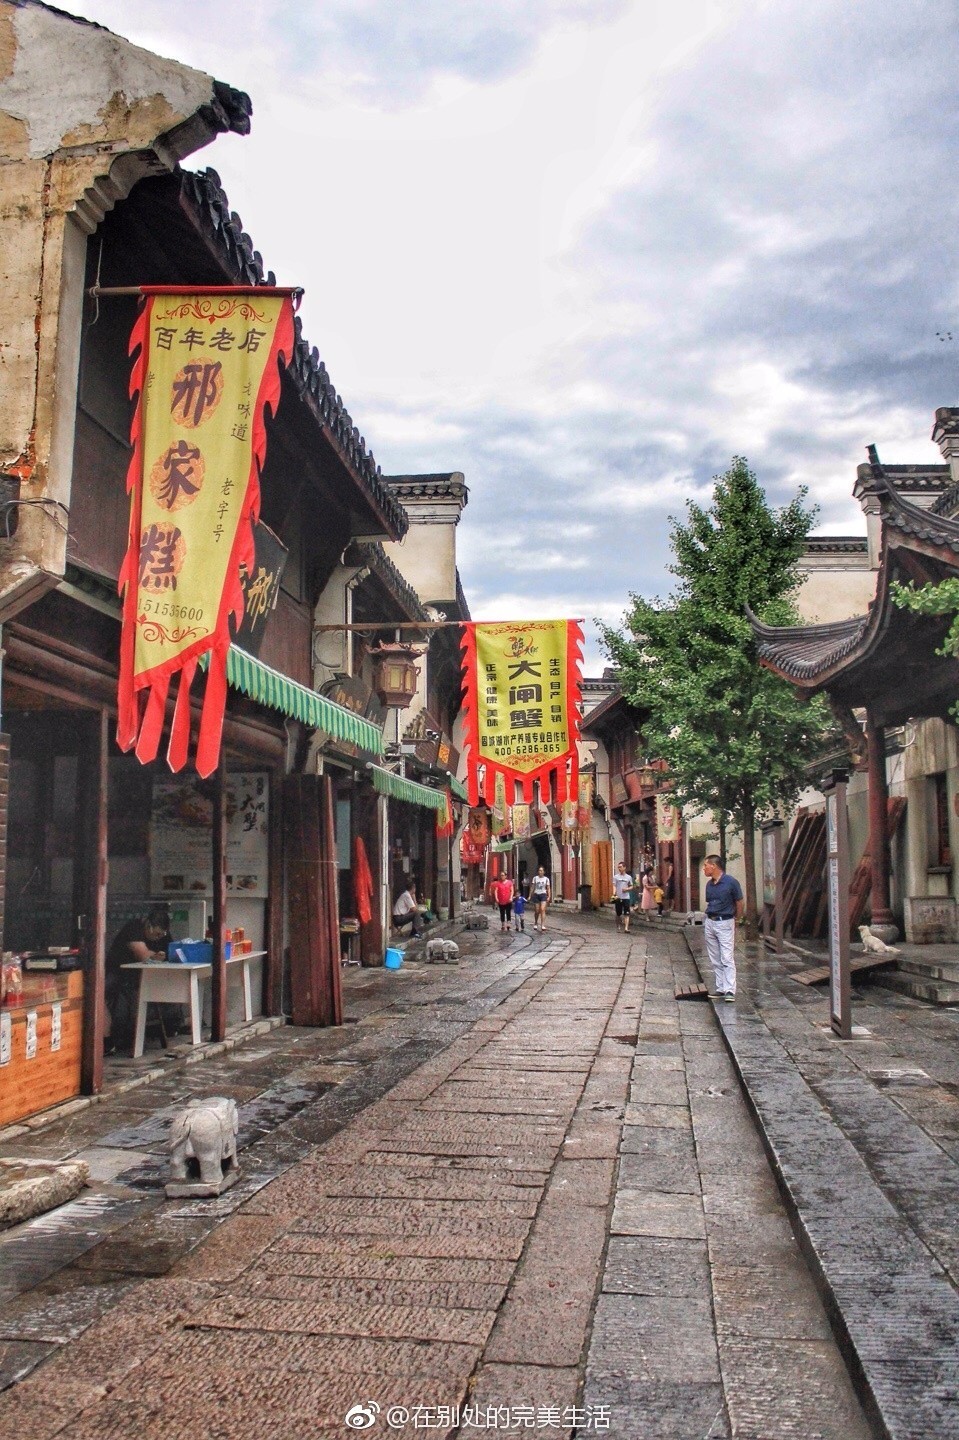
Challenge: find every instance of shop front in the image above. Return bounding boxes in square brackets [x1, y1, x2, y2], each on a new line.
[0, 582, 384, 1126]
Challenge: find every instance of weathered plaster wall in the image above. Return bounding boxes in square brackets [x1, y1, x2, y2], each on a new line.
[0, 0, 242, 618]
[795, 555, 877, 624]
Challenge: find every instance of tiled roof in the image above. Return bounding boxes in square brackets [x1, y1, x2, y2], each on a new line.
[856, 462, 951, 490]
[802, 537, 868, 555]
[930, 482, 959, 518]
[750, 480, 959, 684]
[883, 486, 959, 554]
[351, 541, 428, 623]
[384, 473, 468, 501]
[748, 609, 870, 681]
[455, 570, 471, 622]
[181, 168, 408, 540]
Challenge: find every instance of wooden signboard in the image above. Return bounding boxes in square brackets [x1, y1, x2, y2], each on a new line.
[761, 819, 784, 954]
[0, 971, 84, 1127]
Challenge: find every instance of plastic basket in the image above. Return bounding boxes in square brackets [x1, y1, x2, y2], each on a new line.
[384, 948, 404, 970]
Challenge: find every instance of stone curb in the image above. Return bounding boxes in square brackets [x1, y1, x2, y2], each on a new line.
[682, 926, 959, 1440]
[0, 1015, 286, 1145]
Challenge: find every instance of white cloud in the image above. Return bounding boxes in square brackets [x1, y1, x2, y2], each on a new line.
[67, 0, 959, 642]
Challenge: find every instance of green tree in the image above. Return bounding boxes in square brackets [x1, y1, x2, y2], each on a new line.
[600, 456, 835, 930]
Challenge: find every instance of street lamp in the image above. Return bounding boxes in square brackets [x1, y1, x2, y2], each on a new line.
[369, 641, 422, 709]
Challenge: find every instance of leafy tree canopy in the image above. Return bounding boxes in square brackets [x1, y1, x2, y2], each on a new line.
[599, 456, 838, 919]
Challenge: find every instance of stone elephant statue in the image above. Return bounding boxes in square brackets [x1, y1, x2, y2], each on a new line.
[169, 1096, 239, 1187]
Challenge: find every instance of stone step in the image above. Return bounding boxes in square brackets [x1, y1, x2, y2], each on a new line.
[896, 957, 959, 983]
[872, 969, 959, 1005]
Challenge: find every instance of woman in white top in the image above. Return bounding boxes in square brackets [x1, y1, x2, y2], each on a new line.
[529, 867, 551, 932]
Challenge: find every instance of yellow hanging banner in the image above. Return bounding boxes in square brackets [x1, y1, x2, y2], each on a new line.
[461, 620, 583, 806]
[118, 288, 295, 776]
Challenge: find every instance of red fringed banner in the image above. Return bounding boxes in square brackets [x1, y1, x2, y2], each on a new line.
[117, 287, 296, 777]
[435, 789, 455, 838]
[460, 620, 584, 808]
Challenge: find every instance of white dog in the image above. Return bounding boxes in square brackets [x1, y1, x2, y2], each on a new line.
[858, 925, 899, 956]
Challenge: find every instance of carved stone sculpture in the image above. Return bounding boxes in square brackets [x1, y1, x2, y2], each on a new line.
[166, 1096, 240, 1198]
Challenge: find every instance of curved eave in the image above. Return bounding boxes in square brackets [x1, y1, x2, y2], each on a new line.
[747, 608, 871, 688]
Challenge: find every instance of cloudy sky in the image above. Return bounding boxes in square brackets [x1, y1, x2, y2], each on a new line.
[72, 0, 959, 668]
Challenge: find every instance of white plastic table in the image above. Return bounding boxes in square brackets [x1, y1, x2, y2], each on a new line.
[122, 951, 265, 1057]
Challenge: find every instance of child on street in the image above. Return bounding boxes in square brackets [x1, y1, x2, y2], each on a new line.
[513, 889, 526, 931]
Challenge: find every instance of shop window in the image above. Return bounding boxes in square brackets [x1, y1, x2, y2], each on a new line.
[336, 796, 352, 871]
[930, 772, 952, 869]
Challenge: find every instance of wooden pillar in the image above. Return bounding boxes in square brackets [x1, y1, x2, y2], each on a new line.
[865, 711, 895, 929]
[263, 764, 284, 1015]
[211, 753, 227, 1042]
[320, 773, 343, 1025]
[357, 785, 384, 966]
[80, 709, 108, 1095]
[285, 774, 341, 1026]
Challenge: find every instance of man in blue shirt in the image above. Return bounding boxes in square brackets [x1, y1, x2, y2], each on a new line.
[703, 854, 743, 1002]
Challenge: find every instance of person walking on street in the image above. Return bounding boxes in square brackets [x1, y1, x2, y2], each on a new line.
[640, 866, 657, 923]
[611, 861, 634, 933]
[703, 854, 743, 1001]
[513, 888, 527, 932]
[493, 874, 514, 932]
[530, 867, 551, 931]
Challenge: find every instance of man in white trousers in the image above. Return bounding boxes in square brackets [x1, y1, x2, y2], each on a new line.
[703, 854, 743, 1002]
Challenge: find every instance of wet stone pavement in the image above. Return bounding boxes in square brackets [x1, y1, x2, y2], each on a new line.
[0, 913, 872, 1439]
[686, 926, 959, 1440]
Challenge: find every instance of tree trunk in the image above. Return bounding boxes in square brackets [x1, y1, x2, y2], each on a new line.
[741, 796, 758, 938]
[718, 814, 727, 868]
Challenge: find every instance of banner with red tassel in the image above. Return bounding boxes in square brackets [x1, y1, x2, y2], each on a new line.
[117, 287, 296, 777]
[460, 620, 583, 809]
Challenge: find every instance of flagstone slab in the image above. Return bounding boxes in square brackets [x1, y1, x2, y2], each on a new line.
[187, 1295, 495, 1345]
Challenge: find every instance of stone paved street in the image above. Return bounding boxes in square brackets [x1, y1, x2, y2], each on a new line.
[0, 912, 872, 1439]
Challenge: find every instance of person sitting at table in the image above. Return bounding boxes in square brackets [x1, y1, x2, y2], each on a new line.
[392, 883, 426, 937]
[104, 906, 170, 1053]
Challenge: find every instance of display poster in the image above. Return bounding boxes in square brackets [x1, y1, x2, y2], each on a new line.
[151, 771, 269, 898]
[577, 773, 593, 830]
[492, 771, 509, 832]
[25, 1012, 37, 1060]
[50, 1002, 62, 1053]
[468, 807, 490, 849]
[511, 803, 531, 841]
[0, 1012, 10, 1066]
[655, 794, 680, 843]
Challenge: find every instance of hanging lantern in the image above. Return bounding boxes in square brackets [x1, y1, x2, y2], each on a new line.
[370, 642, 422, 708]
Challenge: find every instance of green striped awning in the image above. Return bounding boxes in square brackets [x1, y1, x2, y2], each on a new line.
[226, 647, 384, 755]
[368, 764, 445, 810]
[449, 775, 468, 802]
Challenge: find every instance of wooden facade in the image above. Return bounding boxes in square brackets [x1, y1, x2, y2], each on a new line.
[0, 164, 417, 1123]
